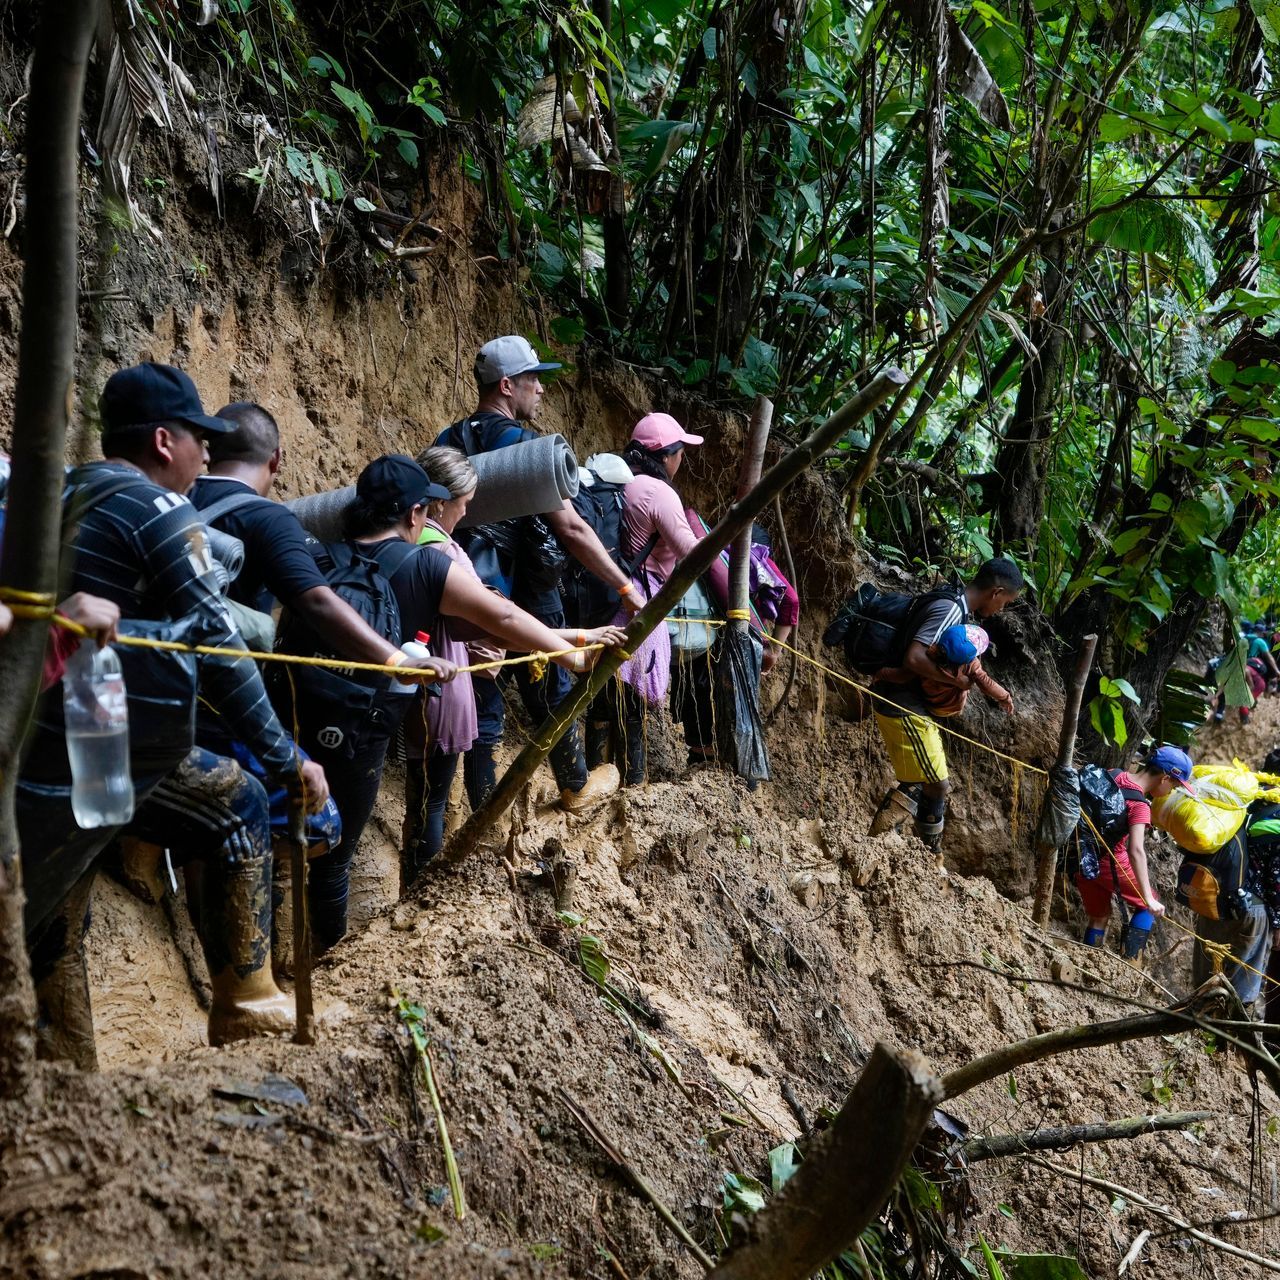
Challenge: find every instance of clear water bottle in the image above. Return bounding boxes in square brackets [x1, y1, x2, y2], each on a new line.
[393, 631, 433, 692]
[62, 642, 134, 828]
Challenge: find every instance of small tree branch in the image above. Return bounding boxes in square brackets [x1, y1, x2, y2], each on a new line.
[1028, 1156, 1280, 1274]
[940, 981, 1240, 1101]
[963, 1110, 1212, 1162]
[709, 1044, 942, 1280]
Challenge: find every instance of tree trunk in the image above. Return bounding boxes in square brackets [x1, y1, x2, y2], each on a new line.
[593, 0, 630, 331]
[709, 1044, 942, 1280]
[0, 0, 101, 1100]
[991, 237, 1070, 554]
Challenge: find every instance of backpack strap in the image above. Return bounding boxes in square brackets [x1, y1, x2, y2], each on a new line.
[64, 467, 155, 527]
[622, 528, 661, 577]
[196, 488, 273, 527]
[450, 415, 526, 458]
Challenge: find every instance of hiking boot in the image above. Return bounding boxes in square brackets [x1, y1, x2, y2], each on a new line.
[208, 965, 295, 1047]
[561, 764, 620, 813]
[868, 786, 918, 836]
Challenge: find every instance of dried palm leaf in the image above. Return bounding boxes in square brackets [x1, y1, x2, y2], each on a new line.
[516, 74, 583, 150]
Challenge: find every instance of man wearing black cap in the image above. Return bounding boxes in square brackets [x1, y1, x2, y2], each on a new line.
[19, 362, 328, 1054]
[436, 335, 640, 812]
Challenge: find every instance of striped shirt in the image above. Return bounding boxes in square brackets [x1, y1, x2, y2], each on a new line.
[66, 462, 299, 778]
[872, 587, 970, 719]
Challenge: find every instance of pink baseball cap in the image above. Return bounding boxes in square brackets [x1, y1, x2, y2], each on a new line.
[630, 412, 704, 450]
[963, 624, 990, 656]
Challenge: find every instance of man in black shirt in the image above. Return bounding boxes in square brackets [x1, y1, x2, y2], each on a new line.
[437, 335, 641, 812]
[20, 364, 328, 1056]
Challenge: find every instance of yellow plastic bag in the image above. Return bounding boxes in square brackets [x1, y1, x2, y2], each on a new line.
[1192, 762, 1260, 803]
[1151, 780, 1247, 854]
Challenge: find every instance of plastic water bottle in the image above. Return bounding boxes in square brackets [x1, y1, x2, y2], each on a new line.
[62, 643, 134, 828]
[392, 631, 434, 692]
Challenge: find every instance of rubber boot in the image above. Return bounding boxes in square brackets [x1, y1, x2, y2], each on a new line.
[117, 837, 168, 905]
[30, 874, 99, 1071]
[585, 721, 612, 771]
[203, 850, 294, 1047]
[271, 839, 294, 982]
[1121, 909, 1154, 960]
[868, 784, 919, 836]
[561, 763, 621, 812]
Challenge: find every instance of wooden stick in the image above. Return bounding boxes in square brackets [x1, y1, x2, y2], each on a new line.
[559, 1087, 714, 1271]
[289, 801, 315, 1046]
[728, 396, 774, 629]
[1028, 1156, 1280, 1274]
[442, 368, 907, 863]
[963, 1110, 1211, 1162]
[1032, 632, 1097, 925]
[709, 1043, 942, 1280]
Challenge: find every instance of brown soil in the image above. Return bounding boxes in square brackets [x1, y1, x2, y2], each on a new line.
[1, 46, 1278, 1280]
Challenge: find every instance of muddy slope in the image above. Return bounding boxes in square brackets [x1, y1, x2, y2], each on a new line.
[0, 40, 1277, 1278]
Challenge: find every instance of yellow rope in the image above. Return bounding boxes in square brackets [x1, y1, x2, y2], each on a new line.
[766, 632, 1050, 776]
[1075, 806, 1280, 994]
[10, 602, 601, 681]
[726, 609, 751, 620]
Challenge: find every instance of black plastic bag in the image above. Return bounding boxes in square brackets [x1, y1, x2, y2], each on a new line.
[1034, 763, 1080, 850]
[714, 628, 771, 785]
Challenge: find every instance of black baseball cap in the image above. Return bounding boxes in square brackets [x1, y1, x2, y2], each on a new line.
[100, 363, 234, 435]
[356, 454, 450, 514]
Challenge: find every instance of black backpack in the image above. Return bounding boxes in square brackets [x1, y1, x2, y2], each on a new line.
[1072, 765, 1145, 879]
[559, 475, 660, 628]
[823, 582, 966, 673]
[443, 413, 569, 598]
[268, 539, 416, 759]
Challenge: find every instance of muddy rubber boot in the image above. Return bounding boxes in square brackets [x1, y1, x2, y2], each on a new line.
[868, 785, 918, 836]
[1121, 909, 1155, 960]
[117, 837, 168, 905]
[914, 815, 946, 874]
[271, 840, 294, 982]
[29, 872, 99, 1070]
[621, 722, 647, 787]
[585, 721, 612, 771]
[203, 850, 294, 1047]
[208, 964, 295, 1047]
[561, 763, 621, 813]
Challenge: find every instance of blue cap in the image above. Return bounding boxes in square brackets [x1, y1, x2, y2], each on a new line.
[1144, 744, 1194, 791]
[937, 624, 977, 665]
[100, 363, 234, 435]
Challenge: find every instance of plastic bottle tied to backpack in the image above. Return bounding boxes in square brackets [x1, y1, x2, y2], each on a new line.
[394, 631, 433, 692]
[62, 642, 134, 828]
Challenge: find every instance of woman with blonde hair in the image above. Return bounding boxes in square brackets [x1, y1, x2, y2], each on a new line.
[402, 446, 626, 883]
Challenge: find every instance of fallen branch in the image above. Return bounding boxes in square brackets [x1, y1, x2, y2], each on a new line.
[963, 1110, 1211, 1162]
[1029, 1156, 1280, 1274]
[559, 1087, 714, 1271]
[709, 1044, 942, 1280]
[940, 981, 1241, 1101]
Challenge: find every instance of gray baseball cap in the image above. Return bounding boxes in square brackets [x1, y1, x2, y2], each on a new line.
[475, 335, 561, 383]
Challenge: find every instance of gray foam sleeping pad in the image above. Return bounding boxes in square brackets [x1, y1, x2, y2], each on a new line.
[286, 434, 580, 542]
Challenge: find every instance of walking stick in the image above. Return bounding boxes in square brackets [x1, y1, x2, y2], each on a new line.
[289, 797, 315, 1045]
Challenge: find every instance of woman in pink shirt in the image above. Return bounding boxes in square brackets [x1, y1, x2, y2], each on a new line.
[618, 413, 705, 782]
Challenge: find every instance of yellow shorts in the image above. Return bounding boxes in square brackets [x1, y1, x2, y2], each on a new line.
[875, 712, 948, 785]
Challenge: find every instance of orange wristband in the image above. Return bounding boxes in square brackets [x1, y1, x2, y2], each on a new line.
[386, 650, 408, 667]
[618, 582, 633, 596]
[576, 630, 587, 647]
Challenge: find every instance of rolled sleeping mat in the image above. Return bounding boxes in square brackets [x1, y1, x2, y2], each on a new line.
[455, 434, 579, 529]
[287, 484, 355, 543]
[286, 434, 581, 539]
[204, 525, 245, 586]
